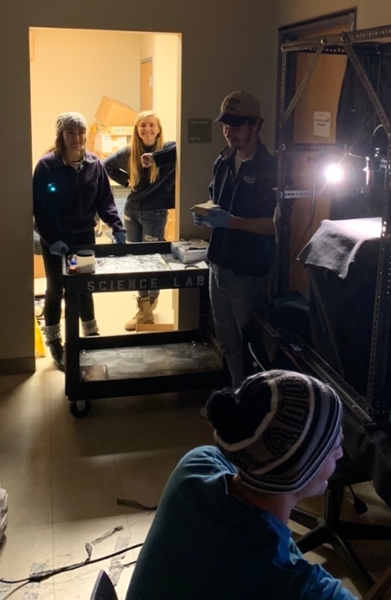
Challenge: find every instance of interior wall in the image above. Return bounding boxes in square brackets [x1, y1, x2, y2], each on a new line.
[153, 35, 180, 142]
[276, 0, 391, 29]
[0, 0, 278, 371]
[139, 33, 180, 141]
[30, 28, 142, 167]
[140, 34, 155, 60]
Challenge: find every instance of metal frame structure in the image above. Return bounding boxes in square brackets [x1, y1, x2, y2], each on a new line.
[276, 24, 391, 420]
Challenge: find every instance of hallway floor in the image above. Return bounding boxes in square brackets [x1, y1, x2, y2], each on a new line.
[1, 292, 391, 598]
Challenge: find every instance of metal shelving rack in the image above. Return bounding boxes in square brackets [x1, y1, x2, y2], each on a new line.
[275, 24, 391, 421]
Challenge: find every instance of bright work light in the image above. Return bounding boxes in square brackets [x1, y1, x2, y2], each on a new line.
[323, 163, 344, 183]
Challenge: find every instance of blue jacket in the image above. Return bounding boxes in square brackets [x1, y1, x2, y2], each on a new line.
[207, 140, 277, 277]
[126, 446, 357, 600]
[33, 151, 125, 246]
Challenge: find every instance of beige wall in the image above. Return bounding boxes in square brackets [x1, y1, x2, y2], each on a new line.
[30, 28, 142, 167]
[0, 0, 278, 370]
[153, 35, 181, 143]
[138, 32, 181, 141]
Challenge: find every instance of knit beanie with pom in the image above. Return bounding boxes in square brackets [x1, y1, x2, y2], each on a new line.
[206, 370, 343, 495]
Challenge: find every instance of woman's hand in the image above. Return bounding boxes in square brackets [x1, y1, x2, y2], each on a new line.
[48, 240, 69, 255]
[140, 153, 155, 168]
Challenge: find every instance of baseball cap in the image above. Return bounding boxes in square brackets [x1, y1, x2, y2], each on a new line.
[215, 90, 262, 127]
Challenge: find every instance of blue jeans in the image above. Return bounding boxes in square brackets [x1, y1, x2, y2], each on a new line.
[209, 263, 270, 389]
[124, 208, 168, 297]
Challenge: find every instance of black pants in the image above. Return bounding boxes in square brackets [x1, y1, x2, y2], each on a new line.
[41, 230, 95, 326]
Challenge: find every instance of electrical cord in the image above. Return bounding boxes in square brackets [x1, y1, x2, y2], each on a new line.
[289, 217, 315, 268]
[2, 581, 30, 600]
[0, 541, 143, 585]
[289, 161, 317, 268]
[117, 499, 158, 511]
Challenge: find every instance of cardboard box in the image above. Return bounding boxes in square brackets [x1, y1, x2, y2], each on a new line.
[95, 96, 138, 127]
[98, 125, 134, 135]
[86, 131, 96, 153]
[94, 134, 129, 154]
[95, 124, 134, 135]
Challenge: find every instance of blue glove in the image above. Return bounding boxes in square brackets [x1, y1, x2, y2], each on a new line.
[199, 208, 231, 229]
[192, 213, 208, 227]
[113, 231, 127, 244]
[48, 240, 69, 256]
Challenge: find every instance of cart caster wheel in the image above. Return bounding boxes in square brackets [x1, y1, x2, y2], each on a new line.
[69, 400, 91, 418]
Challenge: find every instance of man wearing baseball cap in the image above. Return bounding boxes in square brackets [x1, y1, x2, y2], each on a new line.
[192, 90, 277, 390]
[125, 370, 357, 599]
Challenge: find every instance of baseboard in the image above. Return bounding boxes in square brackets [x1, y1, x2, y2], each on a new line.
[0, 356, 35, 375]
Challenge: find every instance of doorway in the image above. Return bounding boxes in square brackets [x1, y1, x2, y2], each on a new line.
[29, 27, 181, 336]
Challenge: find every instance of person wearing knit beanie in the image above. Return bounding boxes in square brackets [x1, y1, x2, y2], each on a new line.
[55, 111, 87, 136]
[33, 111, 126, 371]
[125, 370, 356, 600]
[208, 369, 343, 496]
[53, 112, 88, 161]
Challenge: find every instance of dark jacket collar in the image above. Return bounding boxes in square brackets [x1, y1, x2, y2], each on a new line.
[49, 151, 97, 168]
[220, 138, 264, 163]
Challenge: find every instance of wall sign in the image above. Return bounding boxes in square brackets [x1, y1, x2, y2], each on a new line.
[313, 111, 331, 138]
[188, 118, 212, 143]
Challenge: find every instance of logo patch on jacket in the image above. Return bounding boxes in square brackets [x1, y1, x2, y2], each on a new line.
[243, 175, 256, 184]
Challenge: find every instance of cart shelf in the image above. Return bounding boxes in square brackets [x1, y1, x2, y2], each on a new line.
[63, 242, 226, 415]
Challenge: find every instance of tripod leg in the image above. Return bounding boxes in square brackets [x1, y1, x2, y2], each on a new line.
[330, 531, 374, 592]
[363, 563, 391, 600]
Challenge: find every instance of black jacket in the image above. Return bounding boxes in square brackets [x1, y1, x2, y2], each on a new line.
[33, 151, 125, 246]
[103, 142, 176, 214]
[207, 140, 277, 277]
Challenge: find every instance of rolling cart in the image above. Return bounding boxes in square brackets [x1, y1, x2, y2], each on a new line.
[63, 241, 227, 417]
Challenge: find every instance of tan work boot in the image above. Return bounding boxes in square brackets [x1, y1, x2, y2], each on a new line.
[149, 294, 159, 311]
[125, 296, 154, 331]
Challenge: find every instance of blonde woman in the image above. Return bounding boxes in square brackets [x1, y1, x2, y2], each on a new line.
[103, 111, 176, 330]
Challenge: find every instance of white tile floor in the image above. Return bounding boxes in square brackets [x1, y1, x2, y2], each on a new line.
[1, 285, 391, 599]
